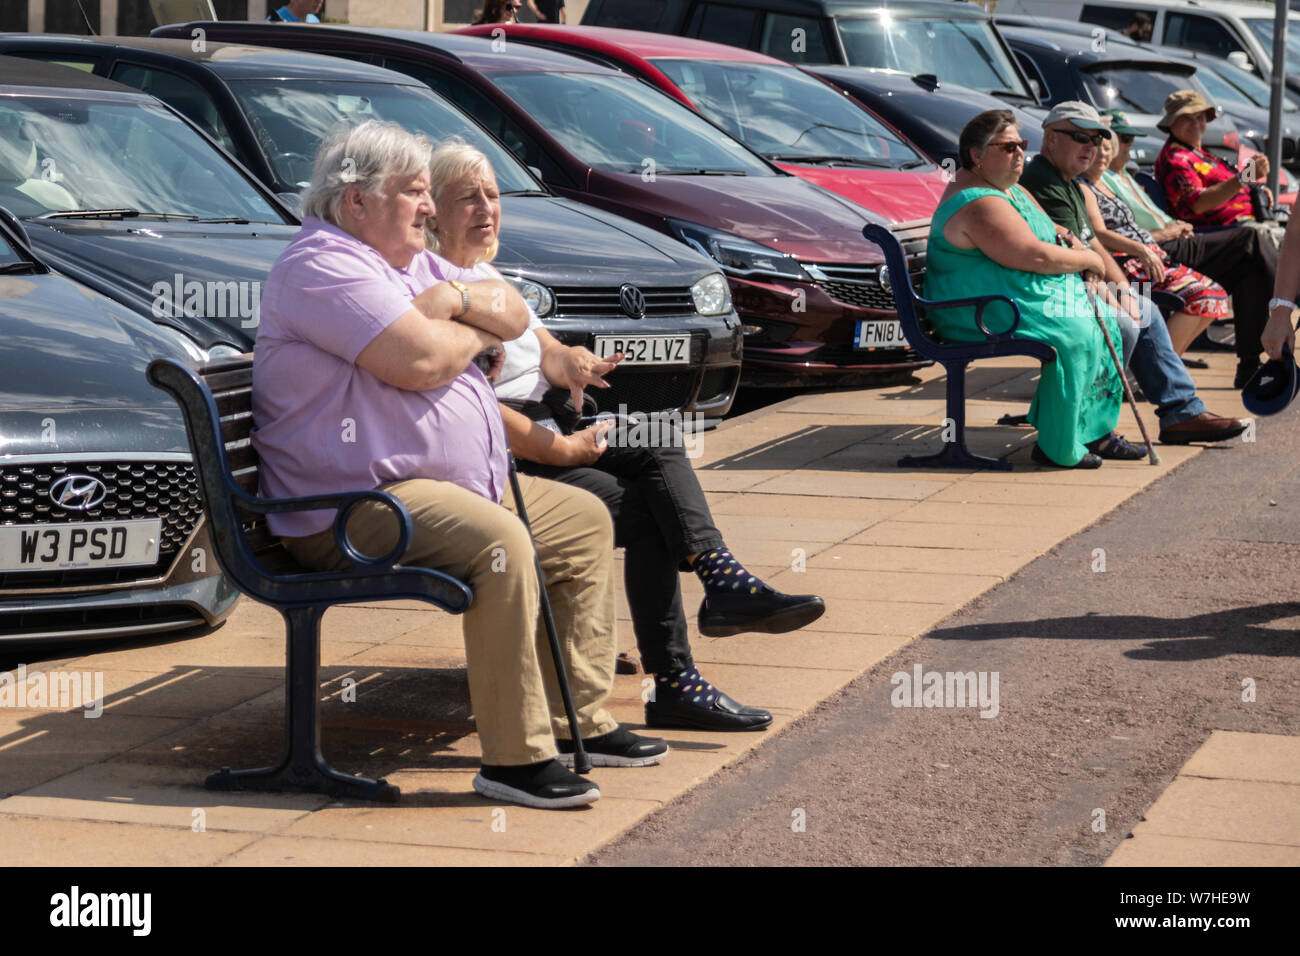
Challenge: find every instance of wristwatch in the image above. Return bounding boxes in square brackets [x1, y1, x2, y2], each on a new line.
[448, 279, 471, 317]
[1268, 297, 1298, 312]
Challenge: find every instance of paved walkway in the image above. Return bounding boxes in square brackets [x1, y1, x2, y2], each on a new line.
[1, 351, 1286, 865]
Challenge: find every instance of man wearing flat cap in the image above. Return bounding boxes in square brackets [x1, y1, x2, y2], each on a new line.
[1154, 89, 1280, 387]
[1020, 100, 1247, 445]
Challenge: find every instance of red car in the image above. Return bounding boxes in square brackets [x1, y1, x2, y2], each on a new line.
[456, 24, 949, 229]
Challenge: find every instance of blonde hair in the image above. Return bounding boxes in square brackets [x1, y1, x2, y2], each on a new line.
[425, 137, 499, 265]
[302, 120, 432, 226]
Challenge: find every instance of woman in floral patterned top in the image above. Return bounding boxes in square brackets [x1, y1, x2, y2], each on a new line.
[1154, 90, 1264, 228]
[1081, 130, 1230, 356]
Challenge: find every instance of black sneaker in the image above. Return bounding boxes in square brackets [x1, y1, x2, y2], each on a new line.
[555, 726, 668, 768]
[698, 590, 826, 638]
[473, 759, 600, 809]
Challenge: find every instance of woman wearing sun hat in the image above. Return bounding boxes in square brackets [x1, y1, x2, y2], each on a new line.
[1153, 91, 1280, 387]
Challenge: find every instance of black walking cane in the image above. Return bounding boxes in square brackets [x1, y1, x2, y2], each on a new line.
[506, 453, 592, 775]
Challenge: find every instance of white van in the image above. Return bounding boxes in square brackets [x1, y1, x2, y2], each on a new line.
[995, 0, 1300, 91]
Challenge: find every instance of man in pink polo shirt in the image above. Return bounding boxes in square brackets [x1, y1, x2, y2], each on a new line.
[252, 121, 666, 809]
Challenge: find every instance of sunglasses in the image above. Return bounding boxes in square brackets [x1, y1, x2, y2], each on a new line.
[987, 139, 1029, 154]
[1118, 133, 1136, 144]
[1052, 127, 1104, 147]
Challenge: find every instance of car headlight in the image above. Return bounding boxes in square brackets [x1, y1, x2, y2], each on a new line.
[690, 272, 732, 316]
[206, 343, 245, 362]
[151, 323, 211, 364]
[502, 275, 555, 317]
[667, 219, 810, 282]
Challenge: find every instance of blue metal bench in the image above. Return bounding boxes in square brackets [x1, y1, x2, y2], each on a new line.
[864, 223, 1057, 470]
[147, 357, 472, 803]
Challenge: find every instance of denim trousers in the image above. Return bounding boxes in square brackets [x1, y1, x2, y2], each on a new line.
[517, 432, 724, 675]
[1114, 293, 1206, 427]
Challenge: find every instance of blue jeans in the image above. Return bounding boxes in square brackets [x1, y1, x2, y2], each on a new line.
[1114, 294, 1206, 428]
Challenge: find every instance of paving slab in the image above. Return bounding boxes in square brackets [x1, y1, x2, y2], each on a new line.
[1105, 834, 1300, 867]
[216, 835, 564, 866]
[0, 814, 259, 867]
[1106, 730, 1300, 865]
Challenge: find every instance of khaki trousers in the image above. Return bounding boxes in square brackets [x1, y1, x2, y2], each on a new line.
[283, 475, 619, 766]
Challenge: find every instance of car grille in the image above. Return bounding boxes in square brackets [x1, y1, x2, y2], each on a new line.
[0, 460, 202, 589]
[553, 285, 696, 318]
[593, 370, 700, 415]
[0, 604, 207, 641]
[803, 219, 929, 313]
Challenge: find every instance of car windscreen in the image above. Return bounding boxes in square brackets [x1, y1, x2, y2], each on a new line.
[0, 231, 23, 268]
[1080, 67, 1207, 115]
[487, 71, 774, 175]
[228, 79, 540, 192]
[1200, 58, 1300, 112]
[1245, 18, 1300, 73]
[0, 94, 285, 222]
[651, 59, 927, 168]
[835, 16, 1032, 100]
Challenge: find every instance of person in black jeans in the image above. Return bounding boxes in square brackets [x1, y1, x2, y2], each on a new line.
[425, 139, 826, 732]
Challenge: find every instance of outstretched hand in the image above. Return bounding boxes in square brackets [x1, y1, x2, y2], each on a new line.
[554, 346, 624, 412]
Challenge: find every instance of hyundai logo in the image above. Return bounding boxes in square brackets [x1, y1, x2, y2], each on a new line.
[619, 284, 646, 319]
[50, 475, 108, 512]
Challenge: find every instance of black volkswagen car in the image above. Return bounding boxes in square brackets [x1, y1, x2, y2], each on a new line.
[0, 39, 742, 418]
[0, 56, 297, 358]
[0, 209, 237, 644]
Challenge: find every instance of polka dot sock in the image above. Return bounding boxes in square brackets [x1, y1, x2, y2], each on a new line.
[691, 548, 775, 598]
[655, 666, 719, 709]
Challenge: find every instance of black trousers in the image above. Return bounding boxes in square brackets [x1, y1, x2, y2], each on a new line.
[516, 435, 723, 675]
[1160, 225, 1278, 362]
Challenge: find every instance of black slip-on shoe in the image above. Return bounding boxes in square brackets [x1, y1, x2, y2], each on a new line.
[1031, 444, 1103, 469]
[555, 726, 668, 768]
[473, 759, 600, 809]
[646, 690, 773, 731]
[698, 590, 826, 638]
[1235, 359, 1263, 390]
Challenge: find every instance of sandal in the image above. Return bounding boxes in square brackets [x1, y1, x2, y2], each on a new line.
[1032, 444, 1103, 469]
[1086, 432, 1147, 460]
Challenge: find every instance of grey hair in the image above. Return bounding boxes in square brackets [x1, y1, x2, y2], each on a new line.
[301, 120, 432, 226]
[425, 137, 497, 262]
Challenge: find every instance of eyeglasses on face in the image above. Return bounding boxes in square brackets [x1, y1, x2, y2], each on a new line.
[1052, 127, 1104, 147]
[986, 139, 1029, 154]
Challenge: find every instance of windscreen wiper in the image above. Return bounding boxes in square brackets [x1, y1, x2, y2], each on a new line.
[33, 209, 205, 221]
[767, 154, 894, 167]
[657, 168, 747, 175]
[0, 261, 39, 274]
[35, 208, 141, 220]
[500, 189, 551, 196]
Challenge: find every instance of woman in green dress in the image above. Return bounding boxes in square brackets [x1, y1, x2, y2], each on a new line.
[924, 110, 1126, 468]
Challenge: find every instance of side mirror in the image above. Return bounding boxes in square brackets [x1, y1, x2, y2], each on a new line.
[1227, 50, 1253, 72]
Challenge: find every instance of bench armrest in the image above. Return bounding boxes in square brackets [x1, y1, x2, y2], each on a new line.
[920, 292, 1024, 339]
[232, 486, 413, 569]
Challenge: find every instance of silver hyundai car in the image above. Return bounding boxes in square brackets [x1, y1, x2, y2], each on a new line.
[0, 210, 238, 644]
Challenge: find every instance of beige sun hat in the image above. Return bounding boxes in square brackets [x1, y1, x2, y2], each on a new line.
[1157, 90, 1221, 132]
